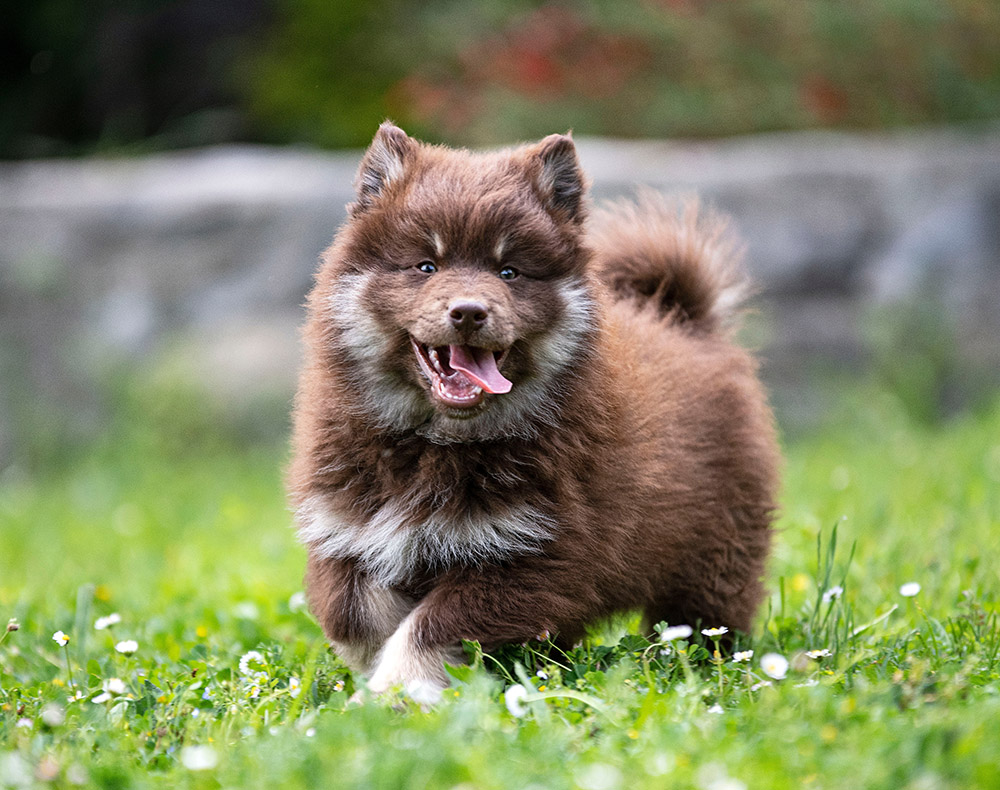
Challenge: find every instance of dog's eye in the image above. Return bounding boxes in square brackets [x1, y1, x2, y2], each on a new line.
[498, 266, 518, 281]
[417, 261, 437, 274]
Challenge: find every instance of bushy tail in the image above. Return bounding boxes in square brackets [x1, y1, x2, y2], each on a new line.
[588, 192, 748, 334]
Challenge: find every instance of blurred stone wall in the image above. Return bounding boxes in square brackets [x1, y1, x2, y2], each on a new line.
[1, 127, 998, 458]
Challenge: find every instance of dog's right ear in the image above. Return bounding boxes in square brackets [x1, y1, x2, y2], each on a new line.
[352, 122, 414, 213]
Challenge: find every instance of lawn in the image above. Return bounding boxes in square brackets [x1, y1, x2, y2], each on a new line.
[2, 381, 999, 789]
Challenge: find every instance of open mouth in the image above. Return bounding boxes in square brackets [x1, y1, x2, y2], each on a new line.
[411, 339, 512, 409]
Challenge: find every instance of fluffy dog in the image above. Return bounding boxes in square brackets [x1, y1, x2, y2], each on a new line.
[289, 123, 779, 702]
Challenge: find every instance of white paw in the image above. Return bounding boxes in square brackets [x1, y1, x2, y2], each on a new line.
[366, 610, 460, 705]
[401, 678, 446, 707]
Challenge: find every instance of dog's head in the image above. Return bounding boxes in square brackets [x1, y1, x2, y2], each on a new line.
[320, 123, 598, 441]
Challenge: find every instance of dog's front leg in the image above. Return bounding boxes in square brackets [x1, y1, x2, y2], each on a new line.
[305, 554, 414, 675]
[367, 561, 586, 703]
[364, 606, 467, 705]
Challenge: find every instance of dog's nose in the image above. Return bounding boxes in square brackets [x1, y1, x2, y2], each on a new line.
[448, 300, 489, 331]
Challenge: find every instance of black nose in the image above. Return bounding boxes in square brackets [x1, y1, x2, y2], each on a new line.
[448, 300, 489, 331]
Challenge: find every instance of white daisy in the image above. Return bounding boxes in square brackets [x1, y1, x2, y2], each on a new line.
[504, 684, 528, 717]
[52, 631, 70, 647]
[92, 677, 127, 703]
[760, 653, 789, 680]
[180, 745, 218, 771]
[900, 582, 921, 597]
[701, 627, 729, 638]
[660, 625, 694, 642]
[106, 678, 126, 695]
[94, 614, 121, 631]
[115, 640, 138, 655]
[732, 650, 754, 663]
[238, 650, 266, 677]
[822, 585, 844, 603]
[233, 602, 259, 620]
[806, 648, 831, 659]
[41, 704, 65, 727]
[288, 591, 307, 612]
[289, 677, 301, 698]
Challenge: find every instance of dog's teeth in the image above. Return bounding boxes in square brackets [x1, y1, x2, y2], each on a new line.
[432, 378, 483, 403]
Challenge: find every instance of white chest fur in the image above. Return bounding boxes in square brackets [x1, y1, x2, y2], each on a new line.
[297, 496, 556, 586]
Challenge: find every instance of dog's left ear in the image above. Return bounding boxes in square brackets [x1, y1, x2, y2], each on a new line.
[352, 121, 414, 213]
[532, 133, 587, 224]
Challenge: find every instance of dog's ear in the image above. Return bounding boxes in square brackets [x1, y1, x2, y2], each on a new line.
[352, 122, 414, 212]
[532, 133, 587, 224]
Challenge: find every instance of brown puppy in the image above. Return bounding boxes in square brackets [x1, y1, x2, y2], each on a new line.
[289, 123, 779, 703]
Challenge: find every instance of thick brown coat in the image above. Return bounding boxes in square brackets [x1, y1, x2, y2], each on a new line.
[289, 124, 779, 701]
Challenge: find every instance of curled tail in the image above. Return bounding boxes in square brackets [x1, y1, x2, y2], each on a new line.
[589, 192, 748, 334]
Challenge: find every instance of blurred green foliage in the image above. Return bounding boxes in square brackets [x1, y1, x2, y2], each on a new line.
[5, 0, 1000, 156]
[249, 0, 1000, 146]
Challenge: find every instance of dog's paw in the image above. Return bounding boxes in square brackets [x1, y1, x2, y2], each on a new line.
[366, 611, 459, 706]
[346, 687, 368, 707]
[383, 678, 447, 708]
[349, 675, 445, 708]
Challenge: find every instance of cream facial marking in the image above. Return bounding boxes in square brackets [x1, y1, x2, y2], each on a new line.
[432, 232, 446, 259]
[493, 235, 507, 261]
[326, 273, 428, 430]
[532, 276, 596, 378]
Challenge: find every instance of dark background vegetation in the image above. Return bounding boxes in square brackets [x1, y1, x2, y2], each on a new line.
[4, 0, 1000, 158]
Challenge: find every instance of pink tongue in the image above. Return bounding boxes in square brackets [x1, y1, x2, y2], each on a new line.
[449, 345, 512, 394]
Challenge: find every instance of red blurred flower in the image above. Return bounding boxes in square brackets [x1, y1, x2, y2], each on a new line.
[800, 74, 849, 124]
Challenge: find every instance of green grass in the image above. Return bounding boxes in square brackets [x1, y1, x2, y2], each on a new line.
[2, 383, 1000, 789]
